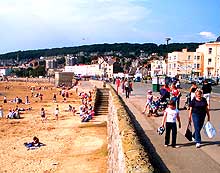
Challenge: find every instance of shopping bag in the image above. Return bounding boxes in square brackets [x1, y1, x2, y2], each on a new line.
[203, 121, 216, 139]
[185, 122, 192, 141]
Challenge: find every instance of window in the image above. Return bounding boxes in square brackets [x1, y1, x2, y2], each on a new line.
[188, 55, 191, 60]
[194, 64, 196, 68]
[209, 48, 212, 54]
[208, 58, 212, 65]
[197, 56, 200, 60]
[194, 56, 196, 60]
[197, 64, 200, 69]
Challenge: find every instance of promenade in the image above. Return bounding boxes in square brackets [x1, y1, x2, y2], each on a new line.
[112, 82, 220, 173]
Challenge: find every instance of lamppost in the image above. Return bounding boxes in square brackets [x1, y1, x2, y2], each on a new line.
[165, 38, 171, 46]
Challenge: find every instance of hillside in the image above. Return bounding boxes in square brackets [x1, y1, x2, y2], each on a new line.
[0, 42, 203, 61]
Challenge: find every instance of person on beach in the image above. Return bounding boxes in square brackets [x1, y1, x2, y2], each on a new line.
[161, 100, 181, 148]
[53, 93, 57, 103]
[40, 107, 46, 122]
[25, 96, 30, 104]
[54, 105, 59, 120]
[31, 136, 40, 147]
[0, 105, 3, 118]
[3, 96, 7, 103]
[188, 89, 211, 148]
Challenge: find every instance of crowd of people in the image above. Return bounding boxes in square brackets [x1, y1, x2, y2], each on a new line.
[155, 79, 212, 148]
[115, 77, 133, 98]
[78, 91, 95, 122]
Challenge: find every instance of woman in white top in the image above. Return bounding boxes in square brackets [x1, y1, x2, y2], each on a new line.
[161, 100, 181, 148]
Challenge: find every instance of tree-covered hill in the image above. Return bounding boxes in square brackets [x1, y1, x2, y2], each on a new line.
[0, 42, 203, 60]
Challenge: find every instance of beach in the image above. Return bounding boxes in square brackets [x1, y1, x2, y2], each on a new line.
[0, 81, 107, 173]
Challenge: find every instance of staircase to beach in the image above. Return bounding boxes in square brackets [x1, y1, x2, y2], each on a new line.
[94, 88, 109, 118]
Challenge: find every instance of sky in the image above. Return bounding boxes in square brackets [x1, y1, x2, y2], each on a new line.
[0, 0, 219, 54]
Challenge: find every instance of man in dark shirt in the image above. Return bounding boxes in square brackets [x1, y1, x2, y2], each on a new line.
[202, 80, 212, 109]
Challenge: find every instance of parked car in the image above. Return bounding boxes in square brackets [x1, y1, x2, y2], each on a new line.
[197, 77, 204, 85]
[134, 76, 141, 82]
[204, 78, 217, 85]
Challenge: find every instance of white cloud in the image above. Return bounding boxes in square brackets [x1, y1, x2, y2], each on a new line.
[199, 31, 216, 40]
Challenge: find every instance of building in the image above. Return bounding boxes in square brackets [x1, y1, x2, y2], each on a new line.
[167, 49, 201, 78]
[150, 58, 167, 76]
[64, 56, 116, 79]
[196, 42, 220, 78]
[65, 55, 78, 66]
[45, 59, 58, 69]
[0, 67, 12, 76]
[64, 64, 99, 76]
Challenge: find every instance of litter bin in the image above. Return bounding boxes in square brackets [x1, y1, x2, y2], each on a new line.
[152, 76, 160, 92]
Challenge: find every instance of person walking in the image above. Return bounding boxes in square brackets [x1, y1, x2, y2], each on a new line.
[170, 83, 181, 109]
[202, 80, 212, 109]
[124, 79, 130, 98]
[160, 83, 171, 101]
[161, 100, 181, 148]
[54, 105, 59, 120]
[188, 89, 211, 148]
[115, 77, 121, 94]
[189, 82, 198, 101]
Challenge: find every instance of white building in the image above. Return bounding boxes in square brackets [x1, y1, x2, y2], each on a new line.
[0, 67, 11, 76]
[64, 64, 100, 76]
[150, 59, 167, 76]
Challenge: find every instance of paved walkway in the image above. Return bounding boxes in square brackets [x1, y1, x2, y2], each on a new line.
[112, 82, 220, 173]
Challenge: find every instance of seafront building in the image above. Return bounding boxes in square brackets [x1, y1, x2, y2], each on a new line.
[64, 57, 116, 79]
[167, 41, 220, 78]
[196, 42, 220, 78]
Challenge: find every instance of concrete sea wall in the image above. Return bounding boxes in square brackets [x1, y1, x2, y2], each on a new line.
[107, 85, 154, 173]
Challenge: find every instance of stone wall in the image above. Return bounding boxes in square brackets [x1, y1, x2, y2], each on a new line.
[54, 72, 74, 87]
[107, 85, 154, 173]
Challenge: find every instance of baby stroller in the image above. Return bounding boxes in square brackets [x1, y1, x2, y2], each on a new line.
[147, 101, 158, 116]
[155, 97, 169, 116]
[183, 93, 191, 110]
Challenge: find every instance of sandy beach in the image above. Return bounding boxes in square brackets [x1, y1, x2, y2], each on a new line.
[0, 81, 107, 173]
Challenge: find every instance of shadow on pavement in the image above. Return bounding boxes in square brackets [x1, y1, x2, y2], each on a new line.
[118, 95, 170, 173]
[210, 108, 220, 111]
[178, 141, 220, 148]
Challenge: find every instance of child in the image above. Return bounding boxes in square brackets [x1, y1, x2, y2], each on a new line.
[161, 100, 181, 148]
[142, 90, 154, 115]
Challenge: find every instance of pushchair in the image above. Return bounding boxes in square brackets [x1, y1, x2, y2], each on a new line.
[183, 93, 191, 110]
[147, 97, 168, 117]
[155, 97, 169, 116]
